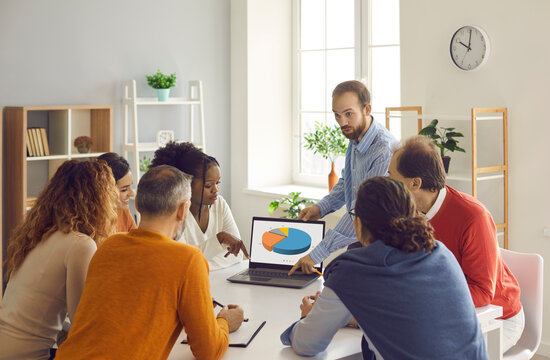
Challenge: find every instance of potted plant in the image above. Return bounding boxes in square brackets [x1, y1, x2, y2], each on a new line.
[303, 122, 349, 191]
[418, 119, 465, 173]
[139, 154, 152, 174]
[74, 136, 93, 153]
[268, 192, 313, 219]
[146, 70, 176, 102]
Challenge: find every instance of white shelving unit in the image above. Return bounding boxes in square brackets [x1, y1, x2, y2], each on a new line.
[385, 106, 509, 248]
[122, 80, 205, 180]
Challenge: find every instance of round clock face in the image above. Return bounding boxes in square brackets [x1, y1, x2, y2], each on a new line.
[157, 130, 174, 147]
[450, 26, 490, 71]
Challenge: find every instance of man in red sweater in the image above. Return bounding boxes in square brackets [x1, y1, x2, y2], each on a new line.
[388, 135, 523, 352]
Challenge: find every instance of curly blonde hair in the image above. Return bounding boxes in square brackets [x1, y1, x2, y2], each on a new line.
[4, 159, 118, 279]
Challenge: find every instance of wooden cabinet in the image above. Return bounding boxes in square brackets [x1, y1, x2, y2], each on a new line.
[4, 105, 113, 249]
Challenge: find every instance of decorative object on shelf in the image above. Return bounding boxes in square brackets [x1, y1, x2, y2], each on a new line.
[73, 136, 93, 153]
[303, 122, 348, 191]
[419, 119, 465, 173]
[146, 70, 177, 102]
[450, 25, 490, 71]
[157, 130, 175, 147]
[139, 155, 152, 174]
[268, 192, 313, 219]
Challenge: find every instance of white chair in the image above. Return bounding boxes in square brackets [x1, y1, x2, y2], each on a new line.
[500, 248, 544, 360]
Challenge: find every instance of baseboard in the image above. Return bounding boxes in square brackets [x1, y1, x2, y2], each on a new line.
[537, 341, 550, 357]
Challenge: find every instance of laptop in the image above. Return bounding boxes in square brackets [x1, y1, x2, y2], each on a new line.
[227, 216, 325, 289]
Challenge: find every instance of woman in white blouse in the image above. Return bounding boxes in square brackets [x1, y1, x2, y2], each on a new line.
[151, 142, 249, 270]
[0, 160, 118, 360]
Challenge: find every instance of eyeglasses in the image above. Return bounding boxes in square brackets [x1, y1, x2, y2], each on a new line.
[348, 209, 356, 221]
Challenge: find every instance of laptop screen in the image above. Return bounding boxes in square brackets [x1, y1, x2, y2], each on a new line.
[249, 217, 325, 271]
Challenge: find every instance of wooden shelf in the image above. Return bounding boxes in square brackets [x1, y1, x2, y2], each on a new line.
[386, 106, 509, 249]
[4, 105, 113, 254]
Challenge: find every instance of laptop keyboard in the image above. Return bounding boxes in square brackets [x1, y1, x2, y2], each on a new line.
[248, 269, 317, 280]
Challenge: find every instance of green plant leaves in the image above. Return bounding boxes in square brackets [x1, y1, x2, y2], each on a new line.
[303, 122, 349, 164]
[418, 119, 466, 157]
[267, 192, 313, 219]
[146, 70, 177, 89]
[139, 155, 152, 173]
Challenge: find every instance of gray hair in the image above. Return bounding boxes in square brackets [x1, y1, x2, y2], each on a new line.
[136, 165, 192, 216]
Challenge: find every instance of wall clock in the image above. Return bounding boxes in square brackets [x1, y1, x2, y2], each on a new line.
[450, 25, 490, 71]
[157, 130, 175, 147]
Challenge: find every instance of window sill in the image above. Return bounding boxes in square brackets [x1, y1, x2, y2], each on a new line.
[243, 184, 329, 202]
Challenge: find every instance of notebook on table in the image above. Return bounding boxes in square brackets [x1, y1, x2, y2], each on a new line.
[227, 216, 325, 289]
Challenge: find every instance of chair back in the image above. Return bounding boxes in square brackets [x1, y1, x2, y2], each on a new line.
[500, 248, 544, 359]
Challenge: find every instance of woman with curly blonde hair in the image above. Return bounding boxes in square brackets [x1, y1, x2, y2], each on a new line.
[0, 159, 118, 360]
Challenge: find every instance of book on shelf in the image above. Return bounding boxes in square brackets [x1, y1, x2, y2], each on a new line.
[27, 128, 38, 157]
[25, 129, 34, 156]
[33, 128, 44, 156]
[40, 128, 50, 156]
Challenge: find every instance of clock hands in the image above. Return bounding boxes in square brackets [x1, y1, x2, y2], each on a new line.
[468, 29, 472, 48]
[459, 41, 471, 51]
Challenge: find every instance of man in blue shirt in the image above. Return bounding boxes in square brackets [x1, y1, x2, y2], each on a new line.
[289, 80, 397, 275]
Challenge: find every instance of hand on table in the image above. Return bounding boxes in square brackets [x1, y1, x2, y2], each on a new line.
[288, 254, 316, 275]
[298, 205, 321, 221]
[217, 304, 244, 333]
[217, 231, 250, 259]
[300, 291, 321, 318]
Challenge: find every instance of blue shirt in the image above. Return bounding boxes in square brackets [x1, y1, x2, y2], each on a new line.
[282, 241, 488, 359]
[309, 118, 397, 263]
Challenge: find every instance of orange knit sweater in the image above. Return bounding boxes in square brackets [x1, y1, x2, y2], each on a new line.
[56, 229, 229, 360]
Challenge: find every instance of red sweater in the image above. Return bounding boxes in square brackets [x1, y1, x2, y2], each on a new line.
[430, 186, 521, 319]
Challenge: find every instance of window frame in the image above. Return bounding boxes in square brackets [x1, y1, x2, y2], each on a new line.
[292, 0, 400, 186]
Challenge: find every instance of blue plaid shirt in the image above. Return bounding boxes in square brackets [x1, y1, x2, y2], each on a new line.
[309, 119, 397, 263]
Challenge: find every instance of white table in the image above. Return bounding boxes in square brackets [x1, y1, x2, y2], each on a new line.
[169, 261, 363, 360]
[476, 305, 503, 360]
[169, 261, 503, 360]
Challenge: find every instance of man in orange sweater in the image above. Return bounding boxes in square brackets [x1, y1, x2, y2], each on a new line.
[388, 135, 523, 352]
[56, 165, 244, 360]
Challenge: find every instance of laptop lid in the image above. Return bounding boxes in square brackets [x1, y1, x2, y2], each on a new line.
[248, 216, 325, 272]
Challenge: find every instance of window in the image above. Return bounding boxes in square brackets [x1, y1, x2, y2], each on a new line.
[293, 0, 400, 186]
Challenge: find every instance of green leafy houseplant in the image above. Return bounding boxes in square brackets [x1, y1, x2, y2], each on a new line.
[139, 155, 152, 173]
[303, 122, 348, 164]
[419, 119, 465, 172]
[304, 122, 349, 191]
[146, 70, 177, 89]
[268, 192, 313, 219]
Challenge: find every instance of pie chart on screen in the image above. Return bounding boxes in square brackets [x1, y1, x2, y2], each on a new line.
[262, 227, 312, 255]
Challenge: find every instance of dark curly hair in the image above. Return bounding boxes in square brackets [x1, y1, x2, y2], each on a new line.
[98, 152, 130, 182]
[150, 142, 219, 220]
[354, 176, 435, 253]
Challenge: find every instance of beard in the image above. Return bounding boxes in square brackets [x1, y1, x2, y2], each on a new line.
[173, 207, 189, 241]
[173, 222, 185, 241]
[342, 114, 368, 140]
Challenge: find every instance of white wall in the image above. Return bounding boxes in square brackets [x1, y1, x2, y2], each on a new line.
[0, 0, 232, 200]
[401, 0, 550, 352]
[230, 0, 294, 243]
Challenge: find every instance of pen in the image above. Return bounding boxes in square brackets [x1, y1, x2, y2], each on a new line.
[213, 299, 249, 322]
[314, 269, 323, 276]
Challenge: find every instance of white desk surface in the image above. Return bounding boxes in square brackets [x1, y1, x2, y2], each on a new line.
[169, 261, 504, 360]
[168, 261, 363, 360]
